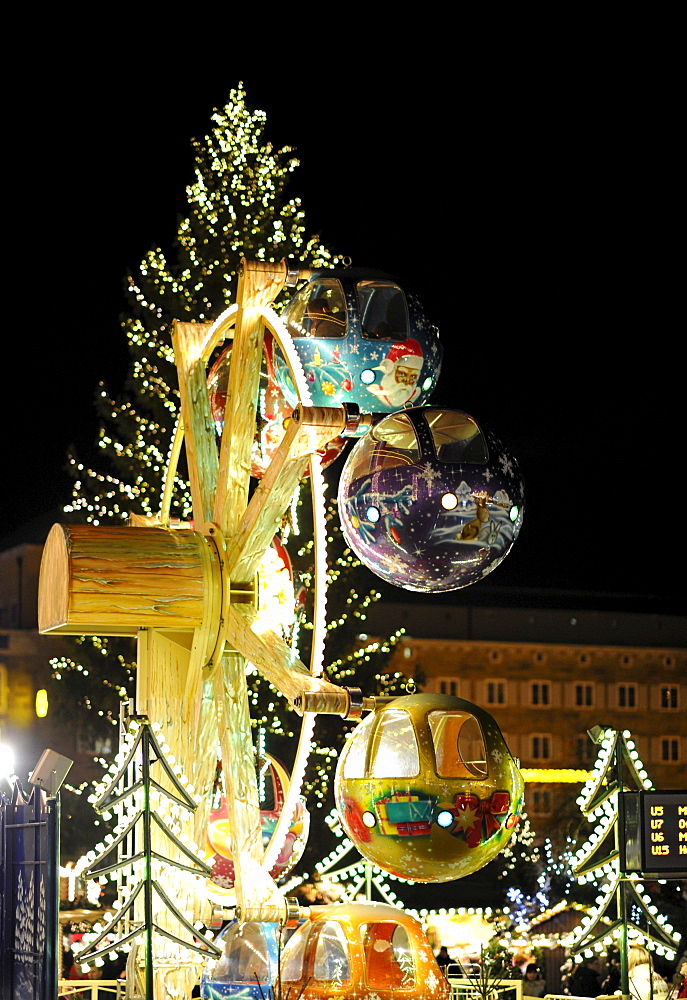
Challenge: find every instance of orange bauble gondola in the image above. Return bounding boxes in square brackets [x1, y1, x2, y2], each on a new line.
[279, 901, 450, 999]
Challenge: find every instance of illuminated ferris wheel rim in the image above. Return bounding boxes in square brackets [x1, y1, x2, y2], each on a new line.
[158, 298, 329, 891]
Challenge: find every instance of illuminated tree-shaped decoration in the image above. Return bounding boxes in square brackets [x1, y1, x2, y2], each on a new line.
[73, 716, 220, 997]
[570, 727, 679, 994]
[289, 809, 507, 928]
[311, 810, 413, 908]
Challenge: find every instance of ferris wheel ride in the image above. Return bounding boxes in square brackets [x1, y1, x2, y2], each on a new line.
[151, 258, 374, 922]
[39, 256, 526, 1000]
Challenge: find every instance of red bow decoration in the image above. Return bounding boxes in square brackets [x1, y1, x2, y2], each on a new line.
[340, 796, 372, 843]
[453, 791, 510, 848]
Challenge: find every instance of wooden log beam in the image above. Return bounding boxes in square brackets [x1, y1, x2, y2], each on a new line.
[38, 524, 219, 636]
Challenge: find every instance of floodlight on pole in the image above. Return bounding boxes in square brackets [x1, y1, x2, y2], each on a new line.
[28, 749, 73, 797]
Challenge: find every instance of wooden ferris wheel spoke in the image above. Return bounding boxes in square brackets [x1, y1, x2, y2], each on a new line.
[224, 603, 344, 708]
[214, 261, 288, 537]
[171, 321, 220, 526]
[224, 404, 347, 584]
[162, 263, 344, 921]
[211, 649, 279, 908]
[170, 304, 274, 915]
[162, 308, 237, 525]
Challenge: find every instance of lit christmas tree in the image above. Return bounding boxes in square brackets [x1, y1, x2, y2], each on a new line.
[65, 82, 338, 528]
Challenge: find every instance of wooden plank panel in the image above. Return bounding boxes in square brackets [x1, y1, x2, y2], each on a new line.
[135, 629, 218, 947]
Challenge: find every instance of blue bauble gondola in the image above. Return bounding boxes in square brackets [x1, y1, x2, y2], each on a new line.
[273, 268, 442, 413]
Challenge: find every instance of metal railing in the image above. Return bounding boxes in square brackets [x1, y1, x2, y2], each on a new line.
[446, 973, 524, 1000]
[58, 981, 126, 999]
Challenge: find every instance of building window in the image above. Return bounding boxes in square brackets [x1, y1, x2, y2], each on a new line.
[77, 731, 114, 756]
[617, 684, 637, 708]
[490, 650, 502, 663]
[531, 683, 550, 706]
[486, 680, 506, 705]
[0, 634, 9, 649]
[535, 651, 546, 663]
[530, 790, 552, 814]
[0, 663, 8, 714]
[660, 686, 679, 710]
[576, 736, 596, 764]
[531, 735, 551, 760]
[438, 679, 458, 697]
[575, 684, 594, 707]
[661, 738, 680, 762]
[579, 653, 589, 664]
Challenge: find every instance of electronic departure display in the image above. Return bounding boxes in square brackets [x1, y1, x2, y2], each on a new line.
[620, 790, 687, 878]
[640, 791, 687, 875]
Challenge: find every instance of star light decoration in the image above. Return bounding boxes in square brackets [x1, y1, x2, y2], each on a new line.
[568, 728, 679, 962]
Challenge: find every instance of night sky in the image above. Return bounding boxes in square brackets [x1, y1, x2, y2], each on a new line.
[3, 48, 680, 613]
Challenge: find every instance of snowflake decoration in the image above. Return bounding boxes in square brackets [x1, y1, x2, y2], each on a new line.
[491, 748, 503, 763]
[426, 969, 439, 990]
[417, 461, 440, 489]
[383, 553, 410, 577]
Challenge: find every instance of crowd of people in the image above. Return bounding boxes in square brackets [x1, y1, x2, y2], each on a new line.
[433, 946, 548, 994]
[431, 944, 687, 1000]
[563, 947, 687, 1000]
[61, 923, 128, 992]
